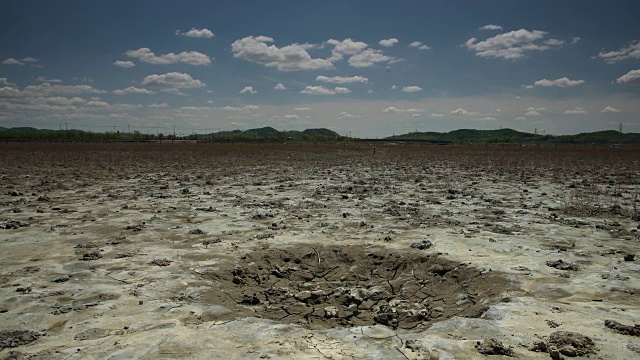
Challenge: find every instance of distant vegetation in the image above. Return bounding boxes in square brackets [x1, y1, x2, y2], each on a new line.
[1, 126, 638, 145]
[386, 129, 640, 145]
[0, 126, 342, 142]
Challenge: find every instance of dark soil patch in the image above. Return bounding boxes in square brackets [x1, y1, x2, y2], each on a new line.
[531, 331, 597, 357]
[605, 320, 640, 336]
[475, 338, 514, 356]
[0, 331, 44, 350]
[202, 245, 515, 330]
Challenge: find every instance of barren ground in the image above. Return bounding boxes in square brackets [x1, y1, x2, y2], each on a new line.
[1, 143, 639, 359]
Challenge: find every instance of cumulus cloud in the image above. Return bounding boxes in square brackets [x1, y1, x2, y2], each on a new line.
[36, 76, 62, 83]
[383, 106, 425, 114]
[379, 38, 399, 47]
[148, 103, 168, 108]
[601, 106, 621, 113]
[0, 78, 15, 86]
[571, 37, 582, 44]
[531, 77, 585, 87]
[284, 114, 300, 119]
[112, 86, 156, 95]
[515, 116, 527, 120]
[232, 35, 333, 71]
[274, 83, 286, 90]
[179, 106, 210, 111]
[327, 38, 369, 61]
[475, 116, 496, 121]
[430, 113, 445, 117]
[409, 41, 431, 50]
[316, 75, 368, 84]
[616, 69, 640, 85]
[126, 48, 212, 65]
[2, 58, 24, 65]
[114, 60, 136, 68]
[218, 105, 258, 112]
[19, 83, 106, 96]
[449, 108, 471, 115]
[564, 107, 588, 115]
[300, 86, 350, 95]
[21, 57, 38, 63]
[142, 72, 206, 91]
[525, 110, 541, 116]
[348, 49, 394, 67]
[527, 107, 546, 111]
[176, 28, 214, 38]
[480, 24, 503, 31]
[464, 29, 563, 59]
[337, 112, 357, 119]
[239, 86, 257, 94]
[596, 40, 640, 64]
[294, 107, 310, 111]
[402, 86, 422, 92]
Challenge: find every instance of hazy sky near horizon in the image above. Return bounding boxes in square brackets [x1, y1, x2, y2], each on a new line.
[1, 0, 640, 137]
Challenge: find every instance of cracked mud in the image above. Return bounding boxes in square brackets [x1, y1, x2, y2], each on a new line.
[205, 245, 513, 330]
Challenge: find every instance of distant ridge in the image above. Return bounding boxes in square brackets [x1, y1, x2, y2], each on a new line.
[386, 128, 640, 145]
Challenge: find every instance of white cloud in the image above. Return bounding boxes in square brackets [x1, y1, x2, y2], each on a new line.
[383, 106, 425, 114]
[239, 86, 257, 94]
[409, 41, 431, 50]
[564, 107, 588, 115]
[480, 24, 503, 31]
[532, 77, 585, 87]
[348, 49, 394, 67]
[545, 39, 565, 46]
[515, 116, 527, 120]
[596, 40, 640, 64]
[525, 110, 541, 116]
[21, 57, 38, 63]
[475, 116, 496, 121]
[112, 86, 156, 95]
[176, 28, 214, 38]
[148, 103, 168, 108]
[126, 48, 212, 65]
[2, 58, 24, 65]
[0, 78, 14, 86]
[294, 107, 310, 111]
[316, 75, 368, 84]
[571, 37, 582, 44]
[72, 76, 94, 83]
[449, 108, 470, 115]
[402, 86, 422, 92]
[114, 60, 136, 68]
[464, 29, 563, 59]
[300, 86, 350, 95]
[142, 72, 206, 91]
[179, 106, 210, 111]
[232, 35, 333, 71]
[526, 107, 546, 111]
[337, 112, 356, 119]
[218, 105, 257, 112]
[274, 83, 286, 90]
[36, 76, 62, 83]
[616, 69, 640, 85]
[367, 89, 374, 94]
[379, 38, 399, 47]
[284, 114, 300, 119]
[327, 38, 369, 61]
[391, 85, 397, 90]
[601, 106, 621, 113]
[431, 113, 445, 117]
[20, 83, 106, 96]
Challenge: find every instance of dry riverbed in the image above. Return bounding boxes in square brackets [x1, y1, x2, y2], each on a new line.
[1, 143, 639, 359]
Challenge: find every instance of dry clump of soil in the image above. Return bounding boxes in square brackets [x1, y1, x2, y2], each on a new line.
[205, 245, 514, 330]
[475, 338, 514, 356]
[0, 331, 45, 350]
[605, 320, 640, 336]
[530, 331, 597, 358]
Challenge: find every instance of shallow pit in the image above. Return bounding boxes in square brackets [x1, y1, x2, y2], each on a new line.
[202, 245, 515, 330]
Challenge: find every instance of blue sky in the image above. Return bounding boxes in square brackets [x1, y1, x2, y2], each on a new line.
[1, 0, 639, 137]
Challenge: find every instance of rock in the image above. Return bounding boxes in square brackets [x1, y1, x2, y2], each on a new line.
[531, 331, 597, 357]
[81, 251, 102, 261]
[623, 254, 635, 261]
[324, 306, 339, 318]
[2, 220, 30, 230]
[411, 240, 434, 250]
[189, 228, 204, 234]
[475, 338, 514, 356]
[149, 258, 171, 266]
[604, 320, 640, 336]
[546, 260, 579, 271]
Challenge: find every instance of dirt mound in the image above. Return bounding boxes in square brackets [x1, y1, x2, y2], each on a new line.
[531, 331, 597, 358]
[203, 245, 514, 330]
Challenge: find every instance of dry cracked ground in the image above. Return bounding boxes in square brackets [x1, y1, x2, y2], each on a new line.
[0, 143, 639, 359]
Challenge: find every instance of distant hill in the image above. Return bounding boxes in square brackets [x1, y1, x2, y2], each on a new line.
[387, 128, 640, 145]
[205, 126, 339, 140]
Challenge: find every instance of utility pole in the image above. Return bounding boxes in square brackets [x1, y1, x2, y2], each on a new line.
[127, 124, 130, 134]
[619, 123, 623, 133]
[65, 122, 68, 131]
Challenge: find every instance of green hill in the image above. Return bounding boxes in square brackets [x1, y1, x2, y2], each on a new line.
[388, 128, 640, 145]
